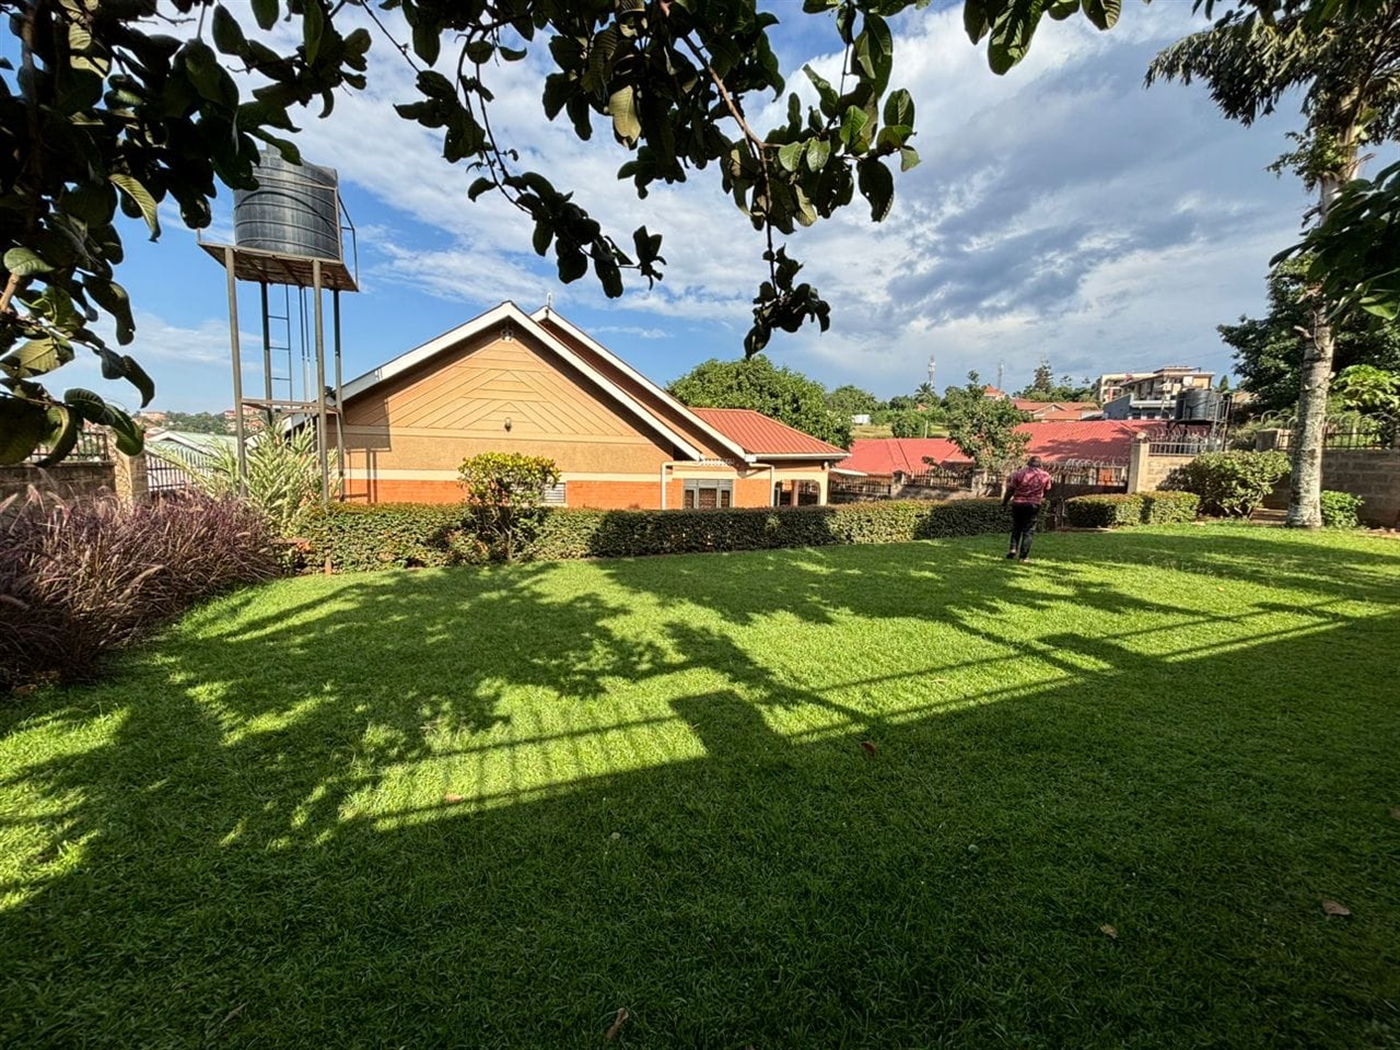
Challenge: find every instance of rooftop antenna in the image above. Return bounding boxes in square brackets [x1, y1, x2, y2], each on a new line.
[545, 291, 553, 316]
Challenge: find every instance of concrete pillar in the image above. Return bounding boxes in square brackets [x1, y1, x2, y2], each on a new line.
[113, 450, 148, 505]
[1127, 433, 1151, 494]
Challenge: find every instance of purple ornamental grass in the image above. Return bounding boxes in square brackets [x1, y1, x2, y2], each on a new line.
[2, 488, 280, 689]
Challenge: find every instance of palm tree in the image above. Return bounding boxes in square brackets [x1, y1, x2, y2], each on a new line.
[1148, 4, 1400, 526]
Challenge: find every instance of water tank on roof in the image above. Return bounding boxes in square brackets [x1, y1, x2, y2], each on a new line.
[1175, 387, 1225, 423]
[233, 151, 342, 261]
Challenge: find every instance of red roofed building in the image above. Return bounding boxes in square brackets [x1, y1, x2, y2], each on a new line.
[331, 302, 848, 509]
[842, 421, 1158, 477]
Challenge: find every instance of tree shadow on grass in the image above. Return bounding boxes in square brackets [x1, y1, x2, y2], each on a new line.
[1, 543, 1398, 1049]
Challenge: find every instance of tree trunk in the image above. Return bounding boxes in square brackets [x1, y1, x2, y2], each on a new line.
[1287, 139, 1360, 528]
[1286, 307, 1331, 527]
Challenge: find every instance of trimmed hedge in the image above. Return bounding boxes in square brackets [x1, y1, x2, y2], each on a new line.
[1064, 491, 1200, 529]
[303, 498, 1024, 573]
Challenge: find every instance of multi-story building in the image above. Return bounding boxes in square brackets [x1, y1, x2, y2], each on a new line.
[1101, 366, 1215, 420]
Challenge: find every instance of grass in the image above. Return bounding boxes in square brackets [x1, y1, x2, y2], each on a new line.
[2, 525, 1399, 1049]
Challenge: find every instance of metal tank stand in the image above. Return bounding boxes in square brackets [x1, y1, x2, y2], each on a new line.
[198, 151, 359, 504]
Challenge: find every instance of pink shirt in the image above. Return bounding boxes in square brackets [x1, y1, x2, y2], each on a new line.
[1006, 466, 1053, 504]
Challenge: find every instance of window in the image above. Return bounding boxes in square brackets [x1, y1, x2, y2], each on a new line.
[540, 482, 566, 506]
[682, 479, 732, 509]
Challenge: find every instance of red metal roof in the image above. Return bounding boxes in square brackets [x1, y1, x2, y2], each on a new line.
[843, 420, 1157, 475]
[690, 407, 848, 458]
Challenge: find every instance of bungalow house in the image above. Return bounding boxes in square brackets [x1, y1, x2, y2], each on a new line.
[332, 302, 848, 508]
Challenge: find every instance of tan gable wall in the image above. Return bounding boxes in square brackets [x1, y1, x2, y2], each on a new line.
[337, 327, 691, 503]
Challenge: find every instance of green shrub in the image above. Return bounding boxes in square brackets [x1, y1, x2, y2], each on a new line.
[1319, 490, 1365, 529]
[168, 424, 335, 539]
[1162, 450, 1290, 517]
[304, 499, 1022, 573]
[458, 451, 560, 561]
[1063, 492, 1199, 528]
[1, 489, 279, 689]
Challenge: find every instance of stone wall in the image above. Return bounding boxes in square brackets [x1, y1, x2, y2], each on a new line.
[1317, 449, 1400, 527]
[0, 462, 116, 502]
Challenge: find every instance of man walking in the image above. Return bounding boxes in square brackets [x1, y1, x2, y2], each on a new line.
[1002, 455, 1053, 562]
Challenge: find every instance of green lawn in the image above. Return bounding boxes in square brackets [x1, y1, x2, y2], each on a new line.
[2, 526, 1398, 1049]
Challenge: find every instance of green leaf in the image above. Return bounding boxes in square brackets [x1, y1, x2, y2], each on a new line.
[883, 88, 914, 129]
[1048, 0, 1080, 19]
[212, 4, 247, 54]
[64, 387, 110, 426]
[1, 338, 71, 379]
[806, 137, 830, 172]
[857, 157, 895, 222]
[557, 247, 588, 284]
[0, 396, 50, 464]
[839, 106, 870, 152]
[532, 222, 553, 256]
[35, 405, 79, 466]
[251, 0, 278, 31]
[413, 19, 442, 65]
[120, 355, 155, 408]
[303, 0, 325, 64]
[964, 0, 991, 42]
[1082, 0, 1121, 30]
[609, 85, 641, 147]
[84, 277, 136, 344]
[777, 141, 805, 173]
[110, 174, 161, 240]
[3, 247, 54, 276]
[468, 176, 495, 201]
[106, 407, 145, 456]
[900, 146, 920, 172]
[465, 40, 493, 65]
[803, 64, 839, 119]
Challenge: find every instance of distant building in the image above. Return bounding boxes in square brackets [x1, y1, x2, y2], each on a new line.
[1011, 399, 1103, 421]
[1100, 366, 1215, 420]
[851, 414, 872, 426]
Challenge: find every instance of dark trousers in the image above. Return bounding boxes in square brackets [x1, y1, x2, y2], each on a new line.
[1009, 502, 1040, 559]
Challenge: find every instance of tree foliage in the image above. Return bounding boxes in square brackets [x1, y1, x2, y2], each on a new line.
[1220, 260, 1400, 416]
[942, 372, 1030, 473]
[668, 355, 850, 447]
[825, 383, 879, 417]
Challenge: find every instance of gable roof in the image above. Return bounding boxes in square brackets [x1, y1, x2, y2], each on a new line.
[691, 408, 848, 460]
[337, 301, 711, 461]
[843, 420, 1158, 475]
[529, 306, 751, 463]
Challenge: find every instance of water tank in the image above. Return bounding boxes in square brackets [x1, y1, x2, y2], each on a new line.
[234, 151, 342, 261]
[1175, 387, 1222, 423]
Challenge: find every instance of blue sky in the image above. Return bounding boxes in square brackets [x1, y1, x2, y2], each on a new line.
[47, 2, 1399, 411]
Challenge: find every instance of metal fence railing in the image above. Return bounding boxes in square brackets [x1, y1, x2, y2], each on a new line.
[25, 429, 111, 463]
[1271, 427, 1394, 451]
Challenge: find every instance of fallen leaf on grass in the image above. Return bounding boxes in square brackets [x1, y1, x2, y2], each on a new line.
[860, 740, 878, 755]
[1390, 806, 1400, 821]
[1100, 924, 1118, 939]
[444, 793, 464, 804]
[604, 1006, 629, 1042]
[1321, 900, 1351, 917]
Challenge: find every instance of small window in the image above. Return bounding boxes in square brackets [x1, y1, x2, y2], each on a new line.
[683, 479, 732, 509]
[540, 482, 566, 506]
